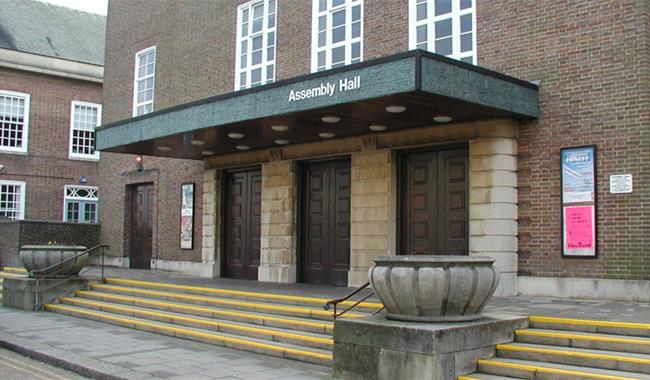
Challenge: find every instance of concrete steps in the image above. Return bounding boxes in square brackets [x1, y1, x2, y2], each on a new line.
[461, 316, 650, 380]
[45, 277, 381, 365]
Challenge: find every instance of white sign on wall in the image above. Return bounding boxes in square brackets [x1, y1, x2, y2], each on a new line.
[609, 174, 633, 194]
[288, 76, 361, 102]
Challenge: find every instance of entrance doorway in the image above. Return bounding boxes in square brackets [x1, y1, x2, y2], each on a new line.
[300, 158, 351, 286]
[223, 168, 262, 280]
[399, 147, 469, 255]
[129, 183, 154, 269]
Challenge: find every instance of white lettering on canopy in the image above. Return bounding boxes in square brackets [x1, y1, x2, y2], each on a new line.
[288, 76, 361, 102]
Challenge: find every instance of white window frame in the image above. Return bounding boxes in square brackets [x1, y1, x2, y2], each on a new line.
[69, 101, 101, 161]
[0, 180, 26, 220]
[0, 90, 30, 154]
[311, 0, 364, 72]
[408, 0, 477, 64]
[132, 46, 156, 117]
[63, 185, 99, 224]
[235, 0, 277, 90]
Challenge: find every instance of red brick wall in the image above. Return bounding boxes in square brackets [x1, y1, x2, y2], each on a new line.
[0, 68, 101, 221]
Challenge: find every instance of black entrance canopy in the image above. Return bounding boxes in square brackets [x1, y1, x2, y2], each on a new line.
[96, 50, 538, 160]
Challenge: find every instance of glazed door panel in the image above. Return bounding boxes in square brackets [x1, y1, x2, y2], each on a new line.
[130, 183, 154, 269]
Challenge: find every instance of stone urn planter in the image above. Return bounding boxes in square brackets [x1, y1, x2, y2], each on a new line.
[369, 256, 499, 322]
[19, 245, 88, 277]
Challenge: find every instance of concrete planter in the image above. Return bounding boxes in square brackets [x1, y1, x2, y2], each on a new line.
[19, 245, 87, 277]
[369, 256, 499, 322]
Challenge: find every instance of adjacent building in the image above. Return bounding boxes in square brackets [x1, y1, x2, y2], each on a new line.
[0, 0, 105, 267]
[97, 0, 648, 300]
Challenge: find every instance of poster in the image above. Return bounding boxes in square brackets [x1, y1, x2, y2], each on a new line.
[180, 183, 194, 249]
[563, 206, 596, 256]
[561, 146, 595, 203]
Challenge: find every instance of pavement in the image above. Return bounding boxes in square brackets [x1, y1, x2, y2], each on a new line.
[0, 347, 89, 380]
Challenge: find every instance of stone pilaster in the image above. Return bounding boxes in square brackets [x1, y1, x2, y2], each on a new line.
[349, 148, 396, 286]
[469, 138, 518, 296]
[200, 168, 220, 277]
[258, 160, 297, 283]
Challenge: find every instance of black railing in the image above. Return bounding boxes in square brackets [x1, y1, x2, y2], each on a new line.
[324, 281, 384, 319]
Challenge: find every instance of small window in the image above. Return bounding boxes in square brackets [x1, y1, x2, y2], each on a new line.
[0, 90, 30, 154]
[235, 0, 277, 90]
[0, 180, 26, 220]
[133, 46, 156, 116]
[408, 0, 476, 64]
[69, 101, 101, 160]
[311, 0, 364, 72]
[64, 185, 98, 223]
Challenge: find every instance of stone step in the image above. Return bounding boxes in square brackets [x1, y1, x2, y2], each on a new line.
[74, 289, 334, 334]
[58, 296, 333, 350]
[104, 277, 382, 312]
[458, 374, 520, 380]
[477, 357, 648, 380]
[496, 342, 650, 374]
[87, 283, 367, 321]
[515, 328, 650, 354]
[1, 267, 27, 275]
[529, 316, 650, 338]
[44, 303, 332, 366]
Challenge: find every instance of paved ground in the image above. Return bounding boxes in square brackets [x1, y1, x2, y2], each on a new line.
[0, 347, 89, 380]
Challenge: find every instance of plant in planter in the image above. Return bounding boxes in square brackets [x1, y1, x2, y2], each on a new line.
[19, 243, 88, 277]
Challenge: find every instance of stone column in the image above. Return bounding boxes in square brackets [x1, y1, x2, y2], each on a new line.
[200, 168, 221, 277]
[469, 138, 518, 296]
[349, 148, 396, 287]
[258, 160, 297, 283]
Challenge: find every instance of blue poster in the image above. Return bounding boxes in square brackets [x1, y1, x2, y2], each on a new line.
[561, 147, 595, 204]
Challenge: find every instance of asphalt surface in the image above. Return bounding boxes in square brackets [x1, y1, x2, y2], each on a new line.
[0, 347, 89, 380]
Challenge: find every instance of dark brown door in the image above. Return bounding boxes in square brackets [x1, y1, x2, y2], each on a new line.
[400, 148, 468, 255]
[130, 183, 154, 269]
[223, 168, 261, 280]
[300, 159, 351, 286]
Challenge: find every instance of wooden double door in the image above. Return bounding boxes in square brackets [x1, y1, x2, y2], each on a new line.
[300, 159, 351, 286]
[223, 168, 262, 280]
[130, 183, 154, 269]
[400, 148, 469, 255]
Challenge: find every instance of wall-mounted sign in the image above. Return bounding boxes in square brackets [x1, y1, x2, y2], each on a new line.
[180, 183, 194, 250]
[563, 205, 596, 257]
[610, 174, 632, 194]
[288, 76, 361, 102]
[561, 146, 595, 203]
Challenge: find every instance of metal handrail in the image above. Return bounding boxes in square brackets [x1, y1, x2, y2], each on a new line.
[324, 281, 384, 319]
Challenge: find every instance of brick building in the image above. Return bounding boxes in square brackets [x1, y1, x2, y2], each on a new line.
[0, 0, 105, 266]
[97, 0, 649, 301]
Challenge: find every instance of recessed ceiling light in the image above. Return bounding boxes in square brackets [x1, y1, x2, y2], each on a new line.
[274, 139, 290, 145]
[385, 105, 407, 113]
[369, 125, 387, 132]
[236, 145, 250, 151]
[271, 125, 289, 132]
[433, 115, 453, 123]
[190, 139, 205, 145]
[157, 146, 171, 151]
[228, 132, 245, 139]
[201, 150, 215, 156]
[319, 132, 335, 138]
[321, 115, 341, 123]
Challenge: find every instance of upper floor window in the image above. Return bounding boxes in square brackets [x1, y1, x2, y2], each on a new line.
[409, 0, 476, 64]
[0, 180, 26, 220]
[69, 101, 101, 160]
[0, 90, 30, 154]
[311, 0, 363, 72]
[235, 0, 277, 90]
[64, 185, 98, 223]
[133, 46, 156, 116]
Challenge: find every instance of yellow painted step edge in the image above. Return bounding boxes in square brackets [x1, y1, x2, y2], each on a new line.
[60, 297, 333, 345]
[477, 359, 642, 380]
[530, 316, 650, 331]
[75, 290, 334, 332]
[90, 283, 365, 319]
[457, 377, 481, 380]
[105, 277, 383, 309]
[44, 303, 332, 361]
[496, 344, 650, 365]
[2, 267, 26, 273]
[516, 330, 650, 346]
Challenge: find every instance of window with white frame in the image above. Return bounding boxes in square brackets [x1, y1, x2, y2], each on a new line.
[409, 0, 476, 64]
[69, 101, 101, 160]
[0, 180, 26, 220]
[0, 90, 30, 154]
[64, 185, 98, 223]
[133, 46, 156, 116]
[235, 0, 277, 90]
[311, 0, 363, 72]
